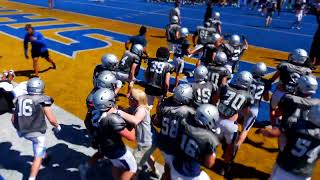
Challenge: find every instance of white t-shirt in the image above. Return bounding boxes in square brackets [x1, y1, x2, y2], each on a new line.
[0, 81, 14, 92]
[12, 81, 28, 97]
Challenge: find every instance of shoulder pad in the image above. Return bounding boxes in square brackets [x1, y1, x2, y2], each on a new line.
[197, 26, 203, 30]
[102, 113, 126, 132]
[277, 62, 289, 69]
[39, 95, 54, 106]
[285, 95, 320, 108]
[175, 105, 196, 116]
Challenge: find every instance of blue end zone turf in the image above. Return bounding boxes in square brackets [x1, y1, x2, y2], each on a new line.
[10, 0, 318, 51]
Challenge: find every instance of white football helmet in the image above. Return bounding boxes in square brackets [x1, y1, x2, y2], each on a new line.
[131, 44, 144, 57]
[173, 84, 193, 104]
[194, 66, 208, 82]
[288, 48, 308, 65]
[180, 27, 189, 38]
[296, 75, 318, 95]
[101, 54, 118, 69]
[230, 34, 241, 47]
[27, 78, 45, 95]
[235, 71, 253, 89]
[252, 62, 267, 77]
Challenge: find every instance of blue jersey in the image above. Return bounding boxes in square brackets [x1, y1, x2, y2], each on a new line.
[129, 35, 147, 49]
[24, 31, 47, 53]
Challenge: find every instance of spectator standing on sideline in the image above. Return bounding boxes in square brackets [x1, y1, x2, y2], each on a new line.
[169, 1, 181, 24]
[276, 0, 283, 16]
[204, 1, 213, 23]
[310, 2, 320, 65]
[125, 26, 149, 57]
[48, 0, 54, 9]
[291, 2, 305, 29]
[24, 24, 56, 77]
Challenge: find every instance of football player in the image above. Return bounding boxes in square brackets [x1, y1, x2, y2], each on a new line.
[196, 33, 223, 67]
[85, 71, 120, 135]
[165, 15, 181, 53]
[144, 47, 172, 109]
[273, 105, 320, 180]
[259, 76, 320, 180]
[153, 84, 195, 180]
[261, 75, 319, 142]
[207, 51, 231, 87]
[117, 44, 144, 95]
[209, 12, 222, 34]
[169, 104, 220, 180]
[237, 63, 271, 147]
[93, 53, 118, 81]
[220, 34, 248, 77]
[169, 1, 181, 25]
[192, 21, 217, 51]
[173, 27, 197, 87]
[269, 49, 312, 127]
[191, 65, 219, 107]
[217, 71, 254, 176]
[12, 78, 61, 180]
[79, 88, 136, 180]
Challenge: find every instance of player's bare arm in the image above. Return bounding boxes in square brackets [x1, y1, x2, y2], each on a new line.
[44, 106, 60, 128]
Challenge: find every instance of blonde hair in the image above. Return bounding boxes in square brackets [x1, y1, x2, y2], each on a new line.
[131, 88, 149, 110]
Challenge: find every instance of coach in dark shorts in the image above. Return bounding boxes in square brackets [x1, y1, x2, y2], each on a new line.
[125, 26, 149, 57]
[24, 24, 56, 77]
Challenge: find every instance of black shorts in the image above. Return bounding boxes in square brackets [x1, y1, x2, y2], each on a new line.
[31, 49, 49, 59]
[145, 85, 164, 96]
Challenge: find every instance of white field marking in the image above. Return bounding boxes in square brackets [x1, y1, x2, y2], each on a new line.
[9, 0, 292, 53]
[1, 20, 134, 59]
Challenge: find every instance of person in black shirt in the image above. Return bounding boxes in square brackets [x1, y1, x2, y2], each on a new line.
[265, 1, 277, 28]
[310, 5, 320, 65]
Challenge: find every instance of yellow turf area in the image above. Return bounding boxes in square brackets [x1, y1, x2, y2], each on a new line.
[0, 0, 319, 179]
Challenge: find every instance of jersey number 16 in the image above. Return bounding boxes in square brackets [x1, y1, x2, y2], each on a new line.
[18, 99, 33, 117]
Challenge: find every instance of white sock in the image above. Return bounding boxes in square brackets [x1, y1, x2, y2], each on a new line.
[28, 177, 36, 180]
